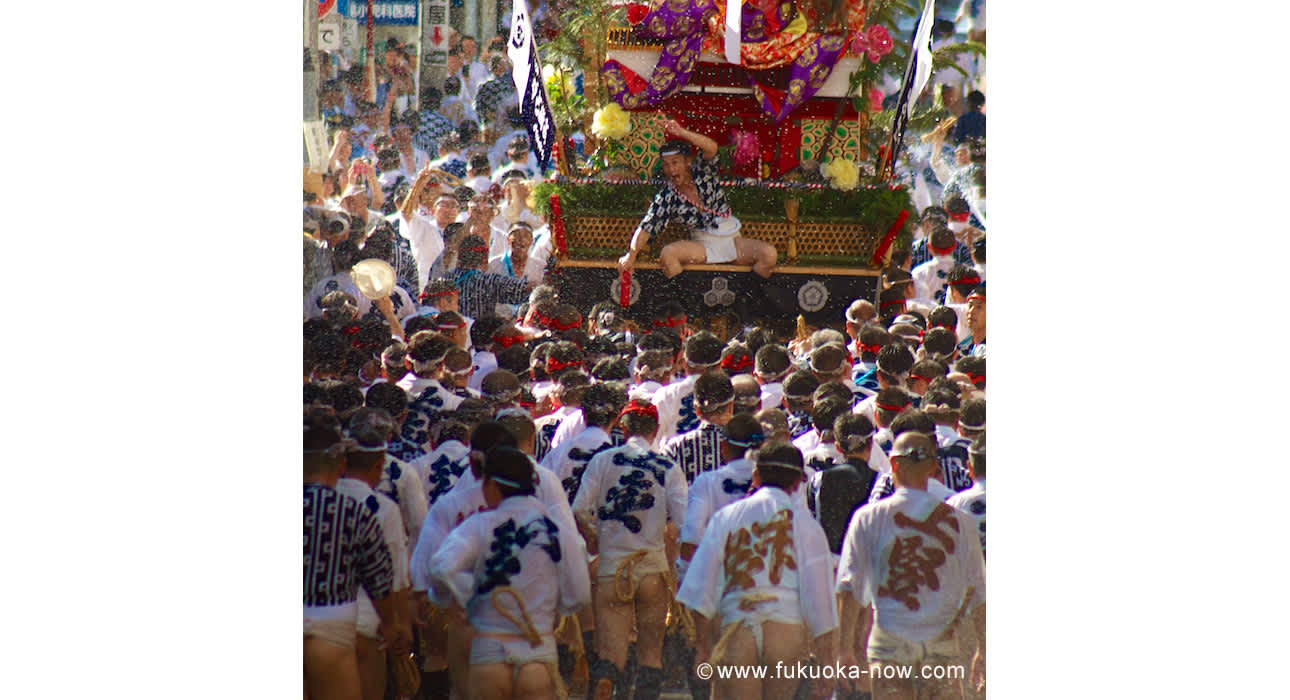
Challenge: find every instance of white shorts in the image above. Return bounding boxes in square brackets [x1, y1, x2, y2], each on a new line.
[867, 625, 962, 665]
[596, 548, 671, 599]
[470, 633, 558, 667]
[693, 232, 740, 264]
[692, 215, 742, 264]
[304, 603, 358, 649]
[356, 591, 380, 639]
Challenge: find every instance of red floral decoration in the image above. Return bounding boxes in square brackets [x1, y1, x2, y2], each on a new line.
[626, 3, 650, 25]
[865, 24, 893, 63]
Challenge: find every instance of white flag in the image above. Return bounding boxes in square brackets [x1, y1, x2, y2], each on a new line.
[724, 0, 742, 65]
[507, 0, 534, 102]
[907, 0, 936, 118]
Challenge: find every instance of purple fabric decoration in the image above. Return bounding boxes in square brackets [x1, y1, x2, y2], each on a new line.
[603, 0, 715, 109]
[602, 0, 848, 123]
[750, 32, 849, 123]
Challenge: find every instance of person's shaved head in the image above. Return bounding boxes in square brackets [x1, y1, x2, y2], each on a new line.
[890, 431, 939, 488]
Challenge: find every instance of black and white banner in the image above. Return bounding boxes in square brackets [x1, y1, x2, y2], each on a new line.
[885, 0, 936, 175]
[507, 0, 556, 170]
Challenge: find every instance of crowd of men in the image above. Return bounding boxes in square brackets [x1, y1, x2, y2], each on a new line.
[304, 8, 987, 700]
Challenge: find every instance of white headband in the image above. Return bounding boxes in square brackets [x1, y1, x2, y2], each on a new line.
[303, 438, 355, 457]
[495, 406, 531, 420]
[697, 395, 735, 412]
[755, 460, 802, 472]
[488, 474, 526, 489]
[410, 349, 449, 373]
[347, 441, 389, 453]
[484, 387, 521, 403]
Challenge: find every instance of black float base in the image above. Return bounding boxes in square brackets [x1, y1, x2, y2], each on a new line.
[551, 262, 879, 328]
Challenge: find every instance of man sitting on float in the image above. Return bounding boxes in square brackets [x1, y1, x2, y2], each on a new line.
[618, 118, 789, 310]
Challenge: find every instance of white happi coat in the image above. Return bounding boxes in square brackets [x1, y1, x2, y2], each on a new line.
[571, 437, 688, 576]
[377, 454, 429, 554]
[835, 487, 985, 644]
[680, 458, 754, 552]
[650, 373, 701, 447]
[541, 425, 613, 490]
[411, 460, 580, 596]
[677, 486, 838, 639]
[547, 408, 584, 452]
[428, 496, 591, 642]
[946, 477, 986, 559]
[912, 255, 958, 307]
[758, 381, 784, 413]
[335, 478, 410, 637]
[792, 428, 821, 455]
[412, 439, 471, 506]
[680, 458, 813, 554]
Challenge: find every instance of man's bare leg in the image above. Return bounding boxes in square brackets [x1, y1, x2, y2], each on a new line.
[468, 663, 512, 700]
[305, 637, 363, 700]
[514, 661, 557, 700]
[633, 573, 670, 700]
[354, 635, 386, 700]
[873, 671, 961, 700]
[710, 623, 760, 700]
[419, 609, 452, 699]
[759, 620, 809, 700]
[444, 607, 475, 700]
[659, 241, 707, 278]
[871, 671, 918, 700]
[591, 578, 634, 699]
[733, 237, 777, 278]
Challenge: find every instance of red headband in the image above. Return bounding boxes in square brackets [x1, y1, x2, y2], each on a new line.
[857, 342, 884, 356]
[967, 291, 986, 302]
[966, 372, 985, 386]
[420, 289, 457, 300]
[437, 320, 466, 330]
[492, 334, 526, 349]
[340, 324, 361, 337]
[880, 298, 906, 309]
[546, 358, 583, 372]
[930, 242, 957, 255]
[618, 399, 658, 421]
[722, 354, 753, 372]
[652, 315, 686, 328]
[875, 401, 908, 412]
[948, 212, 970, 222]
[550, 317, 581, 331]
[908, 374, 930, 383]
[951, 274, 981, 287]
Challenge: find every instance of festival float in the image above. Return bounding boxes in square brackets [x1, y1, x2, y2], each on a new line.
[526, 0, 972, 325]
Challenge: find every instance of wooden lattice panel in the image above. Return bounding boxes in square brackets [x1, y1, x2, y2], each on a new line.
[566, 216, 879, 259]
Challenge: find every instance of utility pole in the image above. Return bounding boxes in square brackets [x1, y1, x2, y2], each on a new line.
[305, 0, 320, 170]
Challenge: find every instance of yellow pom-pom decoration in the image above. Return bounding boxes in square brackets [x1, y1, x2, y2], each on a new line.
[823, 158, 860, 191]
[591, 103, 632, 141]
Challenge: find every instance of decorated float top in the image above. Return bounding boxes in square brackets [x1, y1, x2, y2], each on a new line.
[602, 0, 888, 121]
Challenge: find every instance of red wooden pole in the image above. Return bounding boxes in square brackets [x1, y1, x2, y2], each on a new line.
[548, 193, 568, 256]
[871, 209, 909, 267]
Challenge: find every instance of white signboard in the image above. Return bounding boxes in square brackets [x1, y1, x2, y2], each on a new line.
[304, 120, 330, 174]
[319, 20, 342, 51]
[423, 0, 449, 67]
[341, 18, 359, 52]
